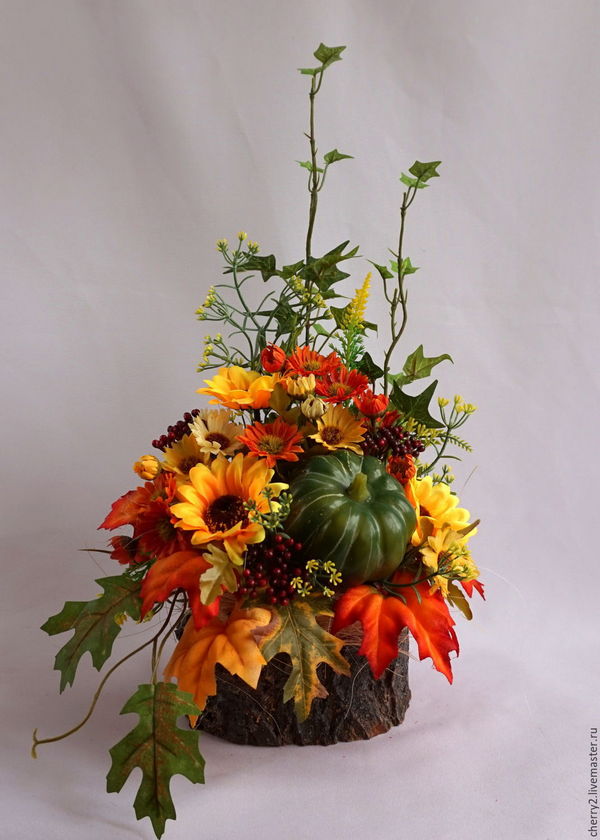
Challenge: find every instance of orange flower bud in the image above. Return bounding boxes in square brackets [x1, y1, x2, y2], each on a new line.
[353, 389, 389, 417]
[261, 343, 286, 372]
[133, 454, 161, 480]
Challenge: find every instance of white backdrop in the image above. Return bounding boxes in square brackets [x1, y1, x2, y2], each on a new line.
[1, 2, 598, 839]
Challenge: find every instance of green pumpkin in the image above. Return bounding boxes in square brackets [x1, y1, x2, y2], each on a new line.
[285, 450, 416, 585]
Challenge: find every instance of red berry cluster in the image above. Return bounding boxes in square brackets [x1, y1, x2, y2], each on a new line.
[152, 409, 201, 451]
[362, 424, 425, 460]
[242, 534, 306, 606]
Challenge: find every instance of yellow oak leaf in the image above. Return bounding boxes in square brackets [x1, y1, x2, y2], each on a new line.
[164, 605, 271, 713]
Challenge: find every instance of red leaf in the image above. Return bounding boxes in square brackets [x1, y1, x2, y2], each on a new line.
[461, 579, 485, 599]
[140, 550, 218, 629]
[98, 486, 150, 530]
[333, 573, 459, 682]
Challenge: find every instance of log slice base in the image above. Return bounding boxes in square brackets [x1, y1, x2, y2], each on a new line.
[194, 629, 410, 746]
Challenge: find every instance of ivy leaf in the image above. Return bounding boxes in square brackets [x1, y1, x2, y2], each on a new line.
[140, 550, 216, 631]
[304, 240, 359, 296]
[297, 160, 324, 173]
[241, 253, 278, 281]
[41, 574, 142, 692]
[298, 67, 320, 76]
[400, 172, 428, 190]
[164, 606, 271, 712]
[389, 379, 444, 429]
[369, 260, 394, 281]
[323, 148, 353, 165]
[396, 345, 453, 385]
[106, 682, 205, 839]
[356, 352, 384, 382]
[400, 256, 419, 276]
[332, 573, 459, 681]
[408, 160, 442, 182]
[260, 599, 350, 722]
[280, 259, 305, 279]
[313, 43, 346, 69]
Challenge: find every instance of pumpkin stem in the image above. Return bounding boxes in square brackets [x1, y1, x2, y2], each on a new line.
[347, 472, 370, 503]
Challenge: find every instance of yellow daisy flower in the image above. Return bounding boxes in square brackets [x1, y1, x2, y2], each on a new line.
[420, 526, 480, 598]
[310, 404, 366, 455]
[170, 453, 288, 564]
[188, 409, 243, 457]
[405, 475, 474, 546]
[162, 434, 207, 478]
[198, 366, 277, 410]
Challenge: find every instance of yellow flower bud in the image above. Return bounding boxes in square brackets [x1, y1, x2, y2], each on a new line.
[438, 396, 449, 408]
[216, 238, 228, 251]
[285, 373, 316, 397]
[237, 231, 248, 240]
[133, 454, 161, 481]
[247, 240, 260, 253]
[300, 394, 326, 420]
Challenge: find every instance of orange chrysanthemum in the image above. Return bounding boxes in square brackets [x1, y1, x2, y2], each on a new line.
[238, 417, 304, 467]
[170, 453, 288, 564]
[353, 389, 390, 417]
[285, 346, 341, 378]
[315, 365, 369, 403]
[387, 453, 416, 486]
[197, 366, 277, 410]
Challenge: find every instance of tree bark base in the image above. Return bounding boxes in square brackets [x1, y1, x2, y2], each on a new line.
[194, 629, 410, 746]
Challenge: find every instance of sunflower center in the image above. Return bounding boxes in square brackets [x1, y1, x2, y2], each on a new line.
[179, 456, 202, 474]
[259, 434, 285, 455]
[321, 426, 342, 445]
[205, 432, 230, 449]
[205, 494, 248, 532]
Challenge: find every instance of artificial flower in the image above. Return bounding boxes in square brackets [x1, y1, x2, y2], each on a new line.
[315, 365, 369, 403]
[188, 409, 243, 457]
[420, 526, 480, 598]
[300, 394, 327, 420]
[161, 433, 206, 477]
[285, 346, 341, 378]
[353, 389, 389, 417]
[310, 405, 366, 454]
[170, 453, 288, 564]
[132, 454, 161, 481]
[406, 476, 474, 546]
[282, 373, 316, 397]
[198, 366, 277, 410]
[387, 453, 416, 486]
[260, 343, 286, 372]
[238, 417, 303, 467]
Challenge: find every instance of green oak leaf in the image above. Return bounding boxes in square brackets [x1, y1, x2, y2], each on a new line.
[323, 148, 353, 165]
[390, 379, 444, 429]
[397, 344, 453, 385]
[260, 599, 350, 722]
[41, 574, 142, 692]
[107, 683, 205, 839]
[313, 43, 346, 69]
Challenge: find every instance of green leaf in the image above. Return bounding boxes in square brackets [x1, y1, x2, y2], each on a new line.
[397, 344, 453, 385]
[390, 379, 444, 429]
[299, 67, 320, 76]
[241, 253, 278, 282]
[272, 299, 297, 335]
[323, 148, 353, 165]
[401, 257, 419, 276]
[42, 574, 142, 692]
[107, 683, 205, 839]
[304, 240, 359, 295]
[260, 600, 350, 722]
[369, 261, 394, 281]
[313, 43, 346, 69]
[280, 259, 305, 279]
[313, 323, 331, 336]
[408, 160, 442, 183]
[400, 172, 428, 190]
[297, 160, 324, 173]
[356, 351, 384, 382]
[446, 582, 473, 621]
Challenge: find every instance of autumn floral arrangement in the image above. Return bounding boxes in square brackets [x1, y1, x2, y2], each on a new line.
[34, 44, 484, 838]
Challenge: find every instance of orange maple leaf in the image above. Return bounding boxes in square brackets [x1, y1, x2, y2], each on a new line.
[164, 605, 271, 712]
[140, 550, 217, 630]
[461, 579, 485, 599]
[332, 572, 459, 682]
[99, 485, 150, 530]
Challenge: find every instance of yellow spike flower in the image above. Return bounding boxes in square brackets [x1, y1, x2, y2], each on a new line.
[344, 272, 371, 328]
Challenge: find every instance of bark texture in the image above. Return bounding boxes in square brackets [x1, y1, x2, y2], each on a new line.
[194, 629, 411, 746]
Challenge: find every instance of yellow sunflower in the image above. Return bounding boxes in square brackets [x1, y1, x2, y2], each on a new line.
[188, 409, 243, 457]
[310, 404, 366, 454]
[162, 434, 207, 478]
[170, 453, 288, 564]
[197, 366, 277, 410]
[405, 476, 474, 546]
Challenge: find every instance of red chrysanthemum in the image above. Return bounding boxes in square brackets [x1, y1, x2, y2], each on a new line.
[260, 343, 287, 373]
[315, 365, 369, 403]
[285, 346, 341, 378]
[353, 389, 389, 417]
[238, 417, 304, 467]
[387, 454, 416, 486]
